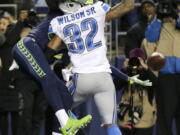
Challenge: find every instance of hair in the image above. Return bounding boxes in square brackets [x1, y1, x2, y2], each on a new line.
[141, 0, 156, 9]
[129, 48, 146, 60]
[0, 16, 11, 24]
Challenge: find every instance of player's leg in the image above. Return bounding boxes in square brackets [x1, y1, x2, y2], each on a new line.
[12, 37, 70, 111]
[93, 73, 122, 135]
[53, 112, 91, 135]
[52, 116, 62, 135]
[72, 73, 122, 135]
[69, 73, 90, 108]
[12, 37, 92, 134]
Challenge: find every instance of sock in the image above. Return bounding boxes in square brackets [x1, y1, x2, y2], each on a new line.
[55, 109, 69, 127]
[107, 125, 122, 135]
[52, 132, 62, 135]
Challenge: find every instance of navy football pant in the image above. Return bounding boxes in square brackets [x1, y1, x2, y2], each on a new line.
[12, 37, 73, 112]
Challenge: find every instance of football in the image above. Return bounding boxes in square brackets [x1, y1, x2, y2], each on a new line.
[147, 52, 166, 71]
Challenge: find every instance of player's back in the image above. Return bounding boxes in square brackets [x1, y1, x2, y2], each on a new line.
[51, 1, 111, 73]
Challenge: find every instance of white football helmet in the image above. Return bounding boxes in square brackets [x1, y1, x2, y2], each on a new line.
[59, 0, 96, 14]
[59, 1, 81, 14]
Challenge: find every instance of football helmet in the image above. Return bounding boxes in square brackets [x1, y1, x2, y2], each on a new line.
[59, 0, 96, 14]
[59, 1, 81, 14]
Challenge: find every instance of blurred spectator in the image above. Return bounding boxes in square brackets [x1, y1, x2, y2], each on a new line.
[9, 8, 46, 135]
[0, 17, 9, 47]
[142, 1, 180, 134]
[5, 5, 40, 47]
[0, 17, 10, 34]
[0, 5, 45, 135]
[0, 15, 20, 135]
[0, 0, 14, 4]
[117, 48, 157, 135]
[124, 0, 156, 57]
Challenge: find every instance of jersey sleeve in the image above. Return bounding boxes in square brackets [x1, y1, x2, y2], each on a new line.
[48, 18, 64, 40]
[97, 1, 111, 13]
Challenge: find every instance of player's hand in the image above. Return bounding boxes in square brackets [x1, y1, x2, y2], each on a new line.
[128, 75, 152, 86]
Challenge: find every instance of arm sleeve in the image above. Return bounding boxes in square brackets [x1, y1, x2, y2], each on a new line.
[110, 65, 128, 81]
[49, 18, 64, 39]
[101, 2, 111, 13]
[95, 1, 110, 13]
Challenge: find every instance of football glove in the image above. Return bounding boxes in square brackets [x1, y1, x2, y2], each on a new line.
[128, 75, 152, 86]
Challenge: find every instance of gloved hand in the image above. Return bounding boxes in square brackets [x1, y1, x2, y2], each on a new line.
[128, 75, 152, 86]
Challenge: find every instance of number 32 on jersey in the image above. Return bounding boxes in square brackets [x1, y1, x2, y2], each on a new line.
[63, 18, 102, 54]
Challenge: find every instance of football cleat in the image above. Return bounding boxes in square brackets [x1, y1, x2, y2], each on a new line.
[60, 115, 92, 135]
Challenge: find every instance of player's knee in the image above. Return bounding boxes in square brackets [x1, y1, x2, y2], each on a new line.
[106, 125, 122, 135]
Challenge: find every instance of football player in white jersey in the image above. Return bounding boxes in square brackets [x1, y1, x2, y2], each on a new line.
[47, 0, 141, 134]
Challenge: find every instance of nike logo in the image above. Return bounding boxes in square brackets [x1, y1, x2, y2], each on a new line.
[66, 125, 73, 132]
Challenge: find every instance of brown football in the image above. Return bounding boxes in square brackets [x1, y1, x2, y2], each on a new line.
[147, 52, 166, 71]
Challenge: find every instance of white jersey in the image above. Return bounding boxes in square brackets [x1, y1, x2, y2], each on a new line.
[50, 1, 111, 73]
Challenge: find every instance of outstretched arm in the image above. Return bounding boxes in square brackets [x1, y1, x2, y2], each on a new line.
[111, 65, 152, 86]
[111, 65, 128, 81]
[106, 0, 135, 21]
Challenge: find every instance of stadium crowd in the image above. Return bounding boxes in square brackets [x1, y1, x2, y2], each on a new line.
[0, 0, 180, 135]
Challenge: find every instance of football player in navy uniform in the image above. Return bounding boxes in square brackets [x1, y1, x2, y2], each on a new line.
[11, 0, 92, 135]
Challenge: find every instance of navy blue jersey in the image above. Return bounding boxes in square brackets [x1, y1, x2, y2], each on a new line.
[28, 9, 63, 50]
